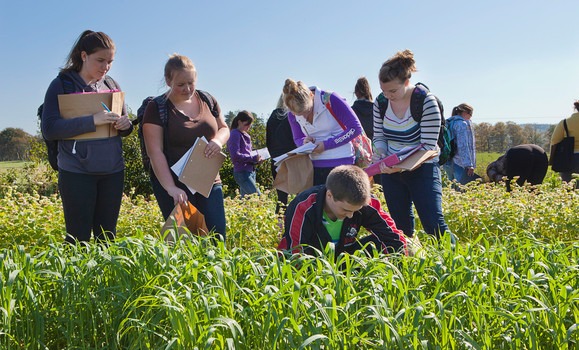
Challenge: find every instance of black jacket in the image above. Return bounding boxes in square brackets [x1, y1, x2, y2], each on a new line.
[278, 185, 406, 256]
[266, 108, 296, 158]
[351, 99, 374, 140]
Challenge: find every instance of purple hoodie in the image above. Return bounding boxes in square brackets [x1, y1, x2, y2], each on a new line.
[227, 128, 258, 172]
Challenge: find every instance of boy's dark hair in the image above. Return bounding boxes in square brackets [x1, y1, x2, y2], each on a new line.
[326, 165, 371, 205]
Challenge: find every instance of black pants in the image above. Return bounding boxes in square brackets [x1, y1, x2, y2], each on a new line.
[59, 170, 124, 243]
[270, 161, 288, 214]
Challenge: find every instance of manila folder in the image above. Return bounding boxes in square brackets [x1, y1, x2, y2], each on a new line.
[178, 137, 226, 198]
[58, 91, 124, 140]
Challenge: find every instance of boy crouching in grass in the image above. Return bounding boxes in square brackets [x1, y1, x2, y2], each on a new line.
[278, 165, 407, 257]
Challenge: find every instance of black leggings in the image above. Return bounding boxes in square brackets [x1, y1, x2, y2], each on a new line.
[59, 170, 124, 243]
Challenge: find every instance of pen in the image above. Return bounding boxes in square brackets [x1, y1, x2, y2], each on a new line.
[101, 102, 111, 112]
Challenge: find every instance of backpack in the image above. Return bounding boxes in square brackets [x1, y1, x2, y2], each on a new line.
[133, 90, 219, 172]
[376, 82, 453, 165]
[37, 73, 116, 170]
[320, 91, 373, 168]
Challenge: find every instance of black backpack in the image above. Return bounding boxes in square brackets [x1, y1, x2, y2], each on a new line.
[38, 73, 116, 170]
[133, 90, 219, 172]
[376, 82, 453, 165]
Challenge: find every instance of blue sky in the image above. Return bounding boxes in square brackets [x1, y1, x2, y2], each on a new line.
[1, 0, 578, 135]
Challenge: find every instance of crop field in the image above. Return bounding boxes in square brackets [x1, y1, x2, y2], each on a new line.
[0, 169, 577, 349]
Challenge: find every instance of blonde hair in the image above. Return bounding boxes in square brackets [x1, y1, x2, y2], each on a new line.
[282, 78, 313, 115]
[164, 53, 197, 84]
[378, 49, 417, 84]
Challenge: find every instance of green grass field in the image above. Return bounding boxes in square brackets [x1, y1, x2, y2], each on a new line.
[0, 157, 577, 349]
[0, 161, 27, 171]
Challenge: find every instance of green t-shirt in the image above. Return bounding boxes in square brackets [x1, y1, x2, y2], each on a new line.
[322, 211, 343, 243]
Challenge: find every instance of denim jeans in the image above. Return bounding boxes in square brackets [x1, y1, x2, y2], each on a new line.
[150, 171, 226, 241]
[381, 163, 449, 238]
[59, 170, 124, 243]
[453, 163, 479, 185]
[233, 170, 260, 197]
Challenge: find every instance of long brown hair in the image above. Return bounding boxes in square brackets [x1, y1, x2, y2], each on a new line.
[62, 30, 115, 73]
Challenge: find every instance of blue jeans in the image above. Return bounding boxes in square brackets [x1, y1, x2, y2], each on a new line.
[453, 163, 477, 185]
[443, 161, 455, 182]
[233, 170, 260, 197]
[150, 171, 226, 241]
[381, 163, 449, 238]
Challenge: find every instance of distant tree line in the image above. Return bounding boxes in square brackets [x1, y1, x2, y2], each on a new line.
[0, 120, 554, 162]
[473, 122, 554, 153]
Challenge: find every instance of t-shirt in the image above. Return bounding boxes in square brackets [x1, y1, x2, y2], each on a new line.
[322, 211, 343, 243]
[142, 91, 222, 182]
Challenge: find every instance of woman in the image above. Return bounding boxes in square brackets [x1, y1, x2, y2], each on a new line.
[227, 110, 261, 197]
[373, 49, 450, 240]
[266, 95, 296, 213]
[41, 30, 132, 244]
[351, 77, 380, 185]
[142, 54, 230, 241]
[282, 78, 363, 185]
[550, 101, 579, 188]
[448, 103, 476, 185]
[351, 77, 374, 140]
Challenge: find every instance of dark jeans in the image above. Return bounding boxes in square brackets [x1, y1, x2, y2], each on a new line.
[59, 170, 124, 243]
[381, 163, 449, 238]
[559, 153, 579, 188]
[150, 171, 226, 241]
[453, 163, 478, 185]
[270, 161, 288, 214]
[313, 166, 334, 186]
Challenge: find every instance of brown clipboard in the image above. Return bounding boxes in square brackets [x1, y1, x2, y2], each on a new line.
[58, 91, 124, 140]
[178, 137, 226, 198]
[396, 150, 438, 171]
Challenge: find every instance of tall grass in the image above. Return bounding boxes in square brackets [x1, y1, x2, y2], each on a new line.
[0, 167, 577, 348]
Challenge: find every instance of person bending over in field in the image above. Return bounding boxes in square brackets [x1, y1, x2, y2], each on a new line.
[486, 144, 548, 192]
[278, 165, 407, 257]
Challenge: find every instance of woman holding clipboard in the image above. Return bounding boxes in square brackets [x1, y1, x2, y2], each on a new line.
[41, 30, 132, 244]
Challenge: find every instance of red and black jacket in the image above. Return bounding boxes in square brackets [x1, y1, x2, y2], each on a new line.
[278, 185, 407, 256]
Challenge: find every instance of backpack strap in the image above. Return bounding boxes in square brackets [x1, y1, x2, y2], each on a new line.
[56, 72, 76, 95]
[102, 75, 118, 91]
[376, 93, 388, 120]
[376, 84, 427, 122]
[197, 89, 219, 118]
[320, 91, 345, 129]
[410, 83, 429, 123]
[563, 119, 570, 138]
[153, 95, 169, 126]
